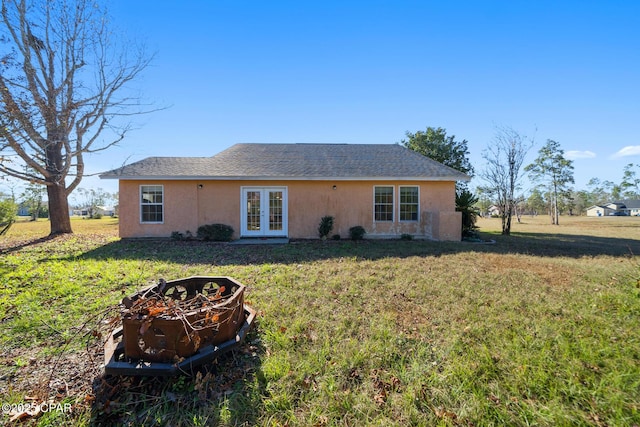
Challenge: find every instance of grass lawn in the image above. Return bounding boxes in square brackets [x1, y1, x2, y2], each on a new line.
[1, 215, 639, 426]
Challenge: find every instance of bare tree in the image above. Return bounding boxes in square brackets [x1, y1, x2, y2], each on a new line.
[480, 126, 534, 235]
[0, 0, 152, 234]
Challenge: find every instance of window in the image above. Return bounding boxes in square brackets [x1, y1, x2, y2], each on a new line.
[140, 185, 163, 223]
[374, 186, 394, 221]
[399, 186, 419, 221]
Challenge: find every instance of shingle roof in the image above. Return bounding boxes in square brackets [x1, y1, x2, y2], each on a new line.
[100, 143, 471, 182]
[613, 199, 640, 209]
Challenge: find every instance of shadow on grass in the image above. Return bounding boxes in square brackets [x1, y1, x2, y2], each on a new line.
[73, 231, 640, 266]
[490, 231, 640, 257]
[0, 235, 57, 255]
[90, 329, 266, 426]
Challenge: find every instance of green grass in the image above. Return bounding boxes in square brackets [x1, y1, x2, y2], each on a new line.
[1, 216, 639, 426]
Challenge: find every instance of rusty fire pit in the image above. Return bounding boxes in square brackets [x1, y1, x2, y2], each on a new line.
[104, 276, 256, 376]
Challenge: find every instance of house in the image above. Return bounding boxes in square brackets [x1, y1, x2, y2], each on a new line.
[586, 205, 613, 217]
[100, 143, 470, 241]
[487, 205, 501, 217]
[586, 200, 640, 217]
[71, 208, 90, 217]
[17, 204, 30, 217]
[620, 200, 640, 216]
[71, 206, 114, 217]
[606, 202, 626, 213]
[96, 206, 116, 217]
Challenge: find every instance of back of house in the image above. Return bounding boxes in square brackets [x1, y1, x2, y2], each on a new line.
[100, 143, 470, 241]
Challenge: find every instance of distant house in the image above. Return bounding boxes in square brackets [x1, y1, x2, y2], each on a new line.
[71, 208, 89, 217]
[586, 200, 640, 217]
[72, 206, 115, 217]
[487, 205, 501, 217]
[17, 204, 30, 217]
[611, 200, 640, 216]
[586, 205, 613, 217]
[96, 206, 115, 217]
[606, 202, 626, 212]
[100, 143, 470, 241]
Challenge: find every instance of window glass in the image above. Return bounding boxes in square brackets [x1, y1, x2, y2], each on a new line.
[374, 186, 394, 221]
[400, 186, 419, 221]
[141, 185, 163, 223]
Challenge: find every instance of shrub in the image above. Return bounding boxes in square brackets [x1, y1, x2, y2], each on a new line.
[0, 198, 17, 235]
[0, 198, 17, 222]
[349, 226, 366, 241]
[456, 189, 480, 238]
[318, 216, 334, 239]
[400, 233, 413, 241]
[197, 223, 234, 242]
[331, 234, 341, 241]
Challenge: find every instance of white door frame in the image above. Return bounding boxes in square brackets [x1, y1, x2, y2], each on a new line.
[240, 187, 288, 237]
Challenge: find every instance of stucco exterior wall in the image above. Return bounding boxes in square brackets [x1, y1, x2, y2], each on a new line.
[118, 180, 199, 238]
[118, 179, 461, 241]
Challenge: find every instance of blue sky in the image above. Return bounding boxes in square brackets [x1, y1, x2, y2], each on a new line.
[76, 1, 640, 196]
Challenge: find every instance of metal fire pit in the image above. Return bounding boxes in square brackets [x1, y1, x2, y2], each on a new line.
[104, 276, 256, 376]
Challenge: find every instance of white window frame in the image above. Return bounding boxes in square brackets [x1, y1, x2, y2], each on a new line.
[140, 185, 164, 224]
[373, 186, 394, 222]
[399, 185, 420, 222]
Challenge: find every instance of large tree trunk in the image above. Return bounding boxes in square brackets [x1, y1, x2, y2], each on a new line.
[46, 139, 72, 235]
[47, 182, 72, 235]
[503, 210, 512, 235]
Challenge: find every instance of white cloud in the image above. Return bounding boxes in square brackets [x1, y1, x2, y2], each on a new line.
[611, 145, 640, 159]
[565, 150, 596, 159]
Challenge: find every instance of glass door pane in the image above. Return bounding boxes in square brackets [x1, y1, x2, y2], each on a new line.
[269, 191, 283, 231]
[246, 191, 261, 231]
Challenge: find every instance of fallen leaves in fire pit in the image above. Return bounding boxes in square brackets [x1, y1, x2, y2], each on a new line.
[121, 281, 231, 322]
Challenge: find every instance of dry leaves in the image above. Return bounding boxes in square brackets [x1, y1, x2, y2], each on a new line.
[370, 369, 402, 407]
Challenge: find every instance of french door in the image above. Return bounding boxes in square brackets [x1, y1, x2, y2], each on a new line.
[241, 187, 288, 237]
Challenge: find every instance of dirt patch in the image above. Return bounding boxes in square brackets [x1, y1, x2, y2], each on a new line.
[1, 330, 262, 425]
[0, 337, 103, 424]
[476, 253, 578, 288]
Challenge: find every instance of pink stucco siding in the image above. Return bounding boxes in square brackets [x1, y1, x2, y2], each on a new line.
[118, 179, 461, 241]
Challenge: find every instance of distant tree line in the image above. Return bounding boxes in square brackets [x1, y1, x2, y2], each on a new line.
[484, 163, 640, 222]
[402, 125, 639, 236]
[0, 184, 117, 221]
